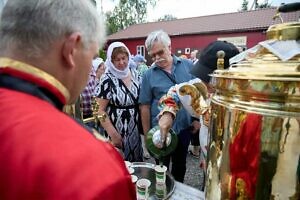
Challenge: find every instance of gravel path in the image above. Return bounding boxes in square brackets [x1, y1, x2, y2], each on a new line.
[184, 153, 205, 190]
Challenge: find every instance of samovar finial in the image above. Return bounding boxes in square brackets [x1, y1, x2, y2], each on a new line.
[216, 50, 225, 70]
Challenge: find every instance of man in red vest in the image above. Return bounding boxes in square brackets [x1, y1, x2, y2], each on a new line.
[0, 0, 136, 199]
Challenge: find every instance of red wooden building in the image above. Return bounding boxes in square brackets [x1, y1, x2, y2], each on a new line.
[107, 8, 299, 64]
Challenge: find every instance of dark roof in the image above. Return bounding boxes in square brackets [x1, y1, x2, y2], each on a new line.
[107, 8, 300, 40]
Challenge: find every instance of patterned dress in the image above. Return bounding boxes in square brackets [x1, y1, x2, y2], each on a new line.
[98, 69, 143, 162]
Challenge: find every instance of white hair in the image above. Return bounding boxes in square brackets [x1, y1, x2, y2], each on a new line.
[0, 0, 106, 58]
[145, 30, 171, 51]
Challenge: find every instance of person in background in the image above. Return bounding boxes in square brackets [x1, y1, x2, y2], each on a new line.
[0, 0, 136, 199]
[188, 49, 201, 157]
[133, 54, 149, 77]
[129, 55, 138, 70]
[97, 42, 143, 162]
[92, 57, 106, 134]
[180, 53, 201, 159]
[132, 54, 150, 159]
[190, 50, 199, 64]
[81, 57, 106, 127]
[94, 57, 106, 81]
[139, 30, 199, 182]
[81, 62, 97, 123]
[93, 57, 105, 96]
[158, 40, 239, 191]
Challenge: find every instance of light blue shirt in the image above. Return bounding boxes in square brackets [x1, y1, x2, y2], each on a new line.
[139, 56, 194, 134]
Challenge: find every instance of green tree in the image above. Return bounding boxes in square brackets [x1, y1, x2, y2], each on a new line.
[98, 49, 106, 61]
[157, 14, 177, 22]
[242, 0, 272, 11]
[241, 0, 248, 11]
[257, 1, 272, 9]
[106, 0, 157, 35]
[248, 0, 271, 10]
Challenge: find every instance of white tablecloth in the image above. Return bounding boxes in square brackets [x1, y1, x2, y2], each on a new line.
[169, 181, 205, 200]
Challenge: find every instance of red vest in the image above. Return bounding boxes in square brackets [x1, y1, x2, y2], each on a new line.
[0, 59, 136, 199]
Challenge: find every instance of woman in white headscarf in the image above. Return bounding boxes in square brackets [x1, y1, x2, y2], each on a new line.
[93, 57, 105, 80]
[97, 42, 143, 162]
[93, 57, 105, 96]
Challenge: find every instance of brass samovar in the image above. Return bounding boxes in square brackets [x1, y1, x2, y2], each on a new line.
[205, 4, 300, 200]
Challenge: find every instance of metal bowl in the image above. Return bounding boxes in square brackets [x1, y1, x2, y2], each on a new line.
[131, 162, 175, 200]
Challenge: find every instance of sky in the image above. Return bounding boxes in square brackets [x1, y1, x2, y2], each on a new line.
[99, 0, 299, 22]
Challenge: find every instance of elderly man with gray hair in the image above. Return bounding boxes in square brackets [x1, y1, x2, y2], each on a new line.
[139, 30, 200, 182]
[0, 0, 136, 199]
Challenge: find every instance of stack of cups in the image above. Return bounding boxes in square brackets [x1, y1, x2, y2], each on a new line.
[136, 178, 151, 200]
[124, 161, 132, 171]
[155, 183, 167, 199]
[124, 161, 137, 184]
[131, 175, 138, 184]
[154, 165, 167, 199]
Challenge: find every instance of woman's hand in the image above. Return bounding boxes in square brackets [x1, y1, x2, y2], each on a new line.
[110, 131, 123, 149]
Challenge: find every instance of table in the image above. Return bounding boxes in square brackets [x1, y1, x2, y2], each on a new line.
[169, 181, 205, 200]
[130, 162, 205, 200]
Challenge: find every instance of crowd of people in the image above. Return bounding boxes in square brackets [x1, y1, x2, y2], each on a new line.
[0, 0, 243, 198]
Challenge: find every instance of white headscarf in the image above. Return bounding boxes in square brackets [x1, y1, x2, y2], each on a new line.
[105, 42, 131, 79]
[92, 57, 104, 71]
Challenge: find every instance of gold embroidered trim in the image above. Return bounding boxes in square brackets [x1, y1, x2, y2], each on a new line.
[0, 57, 70, 103]
[236, 178, 248, 199]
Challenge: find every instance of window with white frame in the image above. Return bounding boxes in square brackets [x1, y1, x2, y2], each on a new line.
[136, 45, 145, 56]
